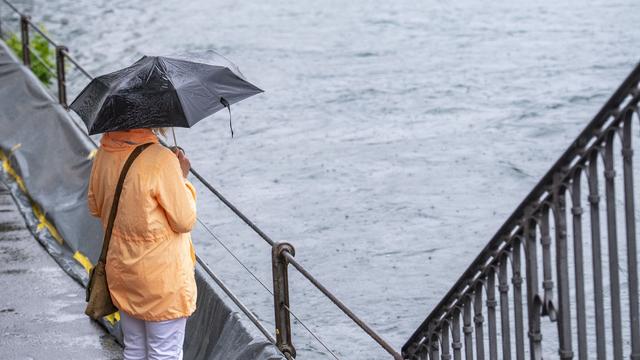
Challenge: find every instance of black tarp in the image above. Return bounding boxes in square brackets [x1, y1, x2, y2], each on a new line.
[0, 40, 283, 360]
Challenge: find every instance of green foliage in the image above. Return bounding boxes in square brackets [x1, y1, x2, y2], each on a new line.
[5, 27, 55, 86]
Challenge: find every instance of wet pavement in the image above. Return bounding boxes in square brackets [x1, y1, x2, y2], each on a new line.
[0, 183, 122, 360]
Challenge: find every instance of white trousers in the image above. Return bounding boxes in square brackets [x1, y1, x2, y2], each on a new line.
[120, 311, 187, 360]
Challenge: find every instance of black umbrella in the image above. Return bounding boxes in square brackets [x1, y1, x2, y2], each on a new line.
[70, 53, 263, 137]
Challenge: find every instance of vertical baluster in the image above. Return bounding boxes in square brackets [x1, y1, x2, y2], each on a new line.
[511, 236, 526, 360]
[588, 150, 607, 359]
[463, 295, 474, 360]
[431, 333, 441, 360]
[499, 254, 512, 360]
[540, 207, 557, 320]
[452, 309, 463, 360]
[524, 217, 543, 360]
[415, 337, 429, 360]
[571, 169, 588, 359]
[604, 131, 624, 359]
[420, 340, 430, 360]
[621, 112, 640, 359]
[486, 269, 498, 360]
[553, 178, 573, 359]
[474, 282, 485, 360]
[442, 321, 452, 360]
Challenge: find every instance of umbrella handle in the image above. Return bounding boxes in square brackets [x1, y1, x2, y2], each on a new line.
[172, 127, 178, 147]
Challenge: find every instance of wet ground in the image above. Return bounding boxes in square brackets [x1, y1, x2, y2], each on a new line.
[2, 0, 640, 358]
[0, 183, 122, 360]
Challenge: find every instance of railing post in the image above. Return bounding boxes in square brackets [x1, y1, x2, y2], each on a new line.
[587, 150, 607, 359]
[523, 216, 542, 360]
[55, 46, 68, 108]
[19, 14, 30, 67]
[552, 176, 573, 360]
[621, 112, 640, 360]
[272, 242, 296, 359]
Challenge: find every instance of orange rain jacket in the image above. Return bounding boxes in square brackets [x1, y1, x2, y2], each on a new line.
[88, 129, 197, 321]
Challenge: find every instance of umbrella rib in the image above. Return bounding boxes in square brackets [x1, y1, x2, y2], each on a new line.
[157, 57, 190, 128]
[104, 57, 147, 93]
[161, 57, 224, 119]
[163, 55, 231, 74]
[162, 57, 223, 101]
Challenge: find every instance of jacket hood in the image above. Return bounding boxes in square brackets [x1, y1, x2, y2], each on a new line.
[100, 129, 159, 152]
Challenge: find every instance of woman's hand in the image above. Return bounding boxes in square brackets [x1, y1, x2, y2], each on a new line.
[174, 148, 191, 178]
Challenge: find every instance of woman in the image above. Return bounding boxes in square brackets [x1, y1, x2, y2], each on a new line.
[88, 128, 197, 360]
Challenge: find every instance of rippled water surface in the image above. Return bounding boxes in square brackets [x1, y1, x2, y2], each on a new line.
[4, 0, 640, 358]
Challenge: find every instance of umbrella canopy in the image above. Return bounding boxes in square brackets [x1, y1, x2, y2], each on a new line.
[70, 54, 263, 135]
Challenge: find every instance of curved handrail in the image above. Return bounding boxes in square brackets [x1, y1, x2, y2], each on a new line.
[402, 62, 640, 358]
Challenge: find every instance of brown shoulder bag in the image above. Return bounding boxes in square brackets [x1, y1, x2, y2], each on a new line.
[85, 143, 153, 320]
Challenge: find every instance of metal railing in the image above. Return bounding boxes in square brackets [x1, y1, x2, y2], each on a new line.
[0, 0, 90, 107]
[190, 155, 403, 359]
[403, 63, 640, 359]
[0, 2, 403, 358]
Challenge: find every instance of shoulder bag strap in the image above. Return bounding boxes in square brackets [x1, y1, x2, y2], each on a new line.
[98, 142, 153, 263]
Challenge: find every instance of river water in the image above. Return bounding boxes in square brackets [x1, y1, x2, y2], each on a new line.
[4, 0, 640, 358]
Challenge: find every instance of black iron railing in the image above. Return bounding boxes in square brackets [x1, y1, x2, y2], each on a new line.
[403, 63, 640, 359]
[0, 2, 402, 359]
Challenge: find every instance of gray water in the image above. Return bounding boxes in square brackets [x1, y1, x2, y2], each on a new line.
[4, 0, 640, 358]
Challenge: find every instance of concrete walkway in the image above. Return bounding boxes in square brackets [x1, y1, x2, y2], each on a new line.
[0, 183, 122, 360]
